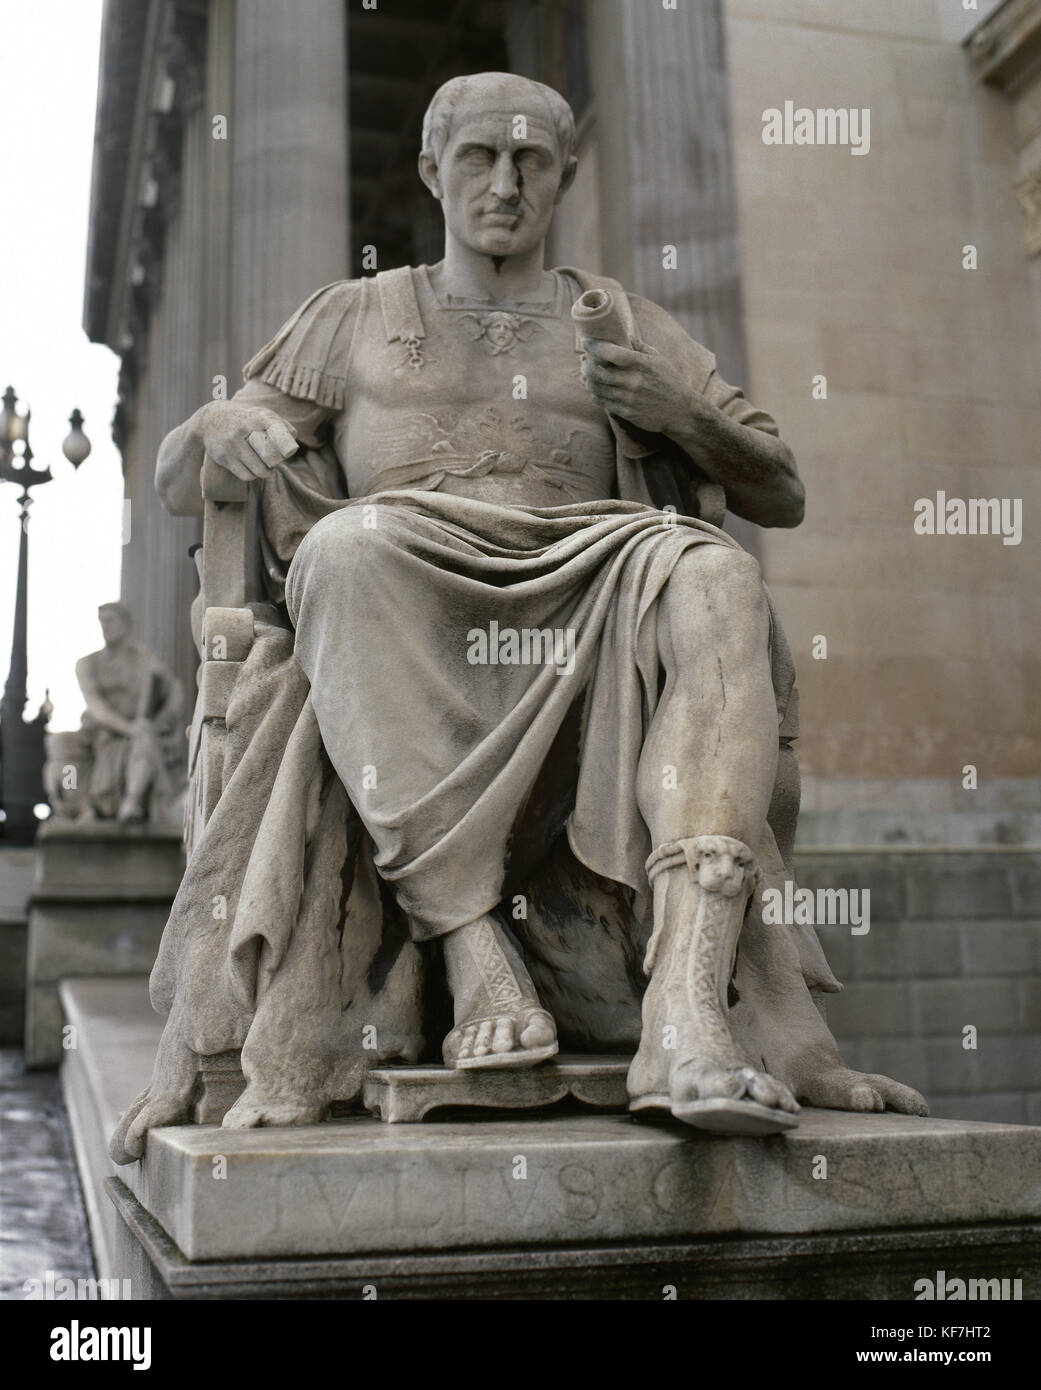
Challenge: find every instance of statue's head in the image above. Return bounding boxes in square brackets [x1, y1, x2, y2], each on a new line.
[418, 72, 578, 261]
[98, 601, 132, 644]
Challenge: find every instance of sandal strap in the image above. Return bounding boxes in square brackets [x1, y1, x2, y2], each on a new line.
[645, 834, 757, 886]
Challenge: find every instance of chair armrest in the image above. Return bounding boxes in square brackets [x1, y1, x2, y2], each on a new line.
[184, 605, 256, 853]
[201, 455, 248, 503]
[199, 455, 262, 610]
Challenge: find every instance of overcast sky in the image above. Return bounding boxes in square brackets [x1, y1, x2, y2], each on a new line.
[0, 0, 122, 732]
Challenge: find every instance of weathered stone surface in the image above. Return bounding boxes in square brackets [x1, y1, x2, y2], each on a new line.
[123, 1108, 1041, 1263]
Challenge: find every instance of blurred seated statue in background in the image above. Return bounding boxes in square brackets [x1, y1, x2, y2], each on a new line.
[52, 601, 184, 825]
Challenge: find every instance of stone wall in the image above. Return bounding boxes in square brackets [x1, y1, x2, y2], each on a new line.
[801, 847, 1041, 1124]
[724, 0, 1041, 796]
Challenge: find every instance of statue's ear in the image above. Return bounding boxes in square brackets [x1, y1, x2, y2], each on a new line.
[418, 152, 443, 199]
[554, 155, 578, 205]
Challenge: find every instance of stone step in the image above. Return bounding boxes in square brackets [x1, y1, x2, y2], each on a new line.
[796, 809, 1041, 849]
[792, 847, 1041, 1126]
[794, 846, 1041, 921]
[59, 977, 161, 1283]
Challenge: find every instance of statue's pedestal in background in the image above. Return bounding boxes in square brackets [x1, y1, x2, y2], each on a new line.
[25, 821, 183, 1067]
[61, 977, 1041, 1299]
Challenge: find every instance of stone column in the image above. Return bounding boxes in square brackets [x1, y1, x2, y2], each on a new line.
[586, 0, 746, 379]
[585, 0, 757, 552]
[119, 2, 210, 702]
[230, 0, 350, 374]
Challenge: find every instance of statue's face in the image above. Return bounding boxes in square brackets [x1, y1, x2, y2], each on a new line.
[99, 608, 128, 644]
[434, 105, 568, 259]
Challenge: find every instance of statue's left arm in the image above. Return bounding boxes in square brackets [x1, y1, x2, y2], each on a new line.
[580, 296, 804, 529]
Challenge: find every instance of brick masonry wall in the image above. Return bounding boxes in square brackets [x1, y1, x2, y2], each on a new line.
[796, 849, 1041, 1125]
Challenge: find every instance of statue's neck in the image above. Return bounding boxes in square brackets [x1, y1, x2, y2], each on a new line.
[436, 237, 554, 306]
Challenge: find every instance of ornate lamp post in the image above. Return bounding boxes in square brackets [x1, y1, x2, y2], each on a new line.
[0, 386, 91, 843]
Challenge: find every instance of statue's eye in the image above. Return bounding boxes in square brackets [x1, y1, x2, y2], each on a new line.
[460, 147, 494, 166]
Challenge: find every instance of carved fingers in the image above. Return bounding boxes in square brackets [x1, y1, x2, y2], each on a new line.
[579, 337, 684, 434]
[200, 402, 299, 482]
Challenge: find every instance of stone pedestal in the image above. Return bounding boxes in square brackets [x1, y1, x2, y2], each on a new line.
[25, 822, 183, 1067]
[105, 1106, 1041, 1300]
[59, 978, 1041, 1299]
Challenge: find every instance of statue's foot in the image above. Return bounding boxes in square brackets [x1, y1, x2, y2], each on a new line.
[442, 915, 558, 1070]
[630, 834, 799, 1136]
[109, 1029, 198, 1164]
[223, 1090, 326, 1129]
[630, 1051, 800, 1135]
[793, 1064, 929, 1116]
[110, 1086, 194, 1163]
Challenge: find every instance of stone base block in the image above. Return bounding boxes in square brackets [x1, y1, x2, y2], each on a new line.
[106, 1176, 1041, 1299]
[25, 822, 183, 1066]
[30, 820, 186, 897]
[119, 1107, 1041, 1266]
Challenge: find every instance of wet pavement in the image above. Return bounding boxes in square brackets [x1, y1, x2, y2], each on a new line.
[0, 1049, 94, 1299]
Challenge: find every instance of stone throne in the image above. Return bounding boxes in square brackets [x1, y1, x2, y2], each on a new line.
[160, 439, 839, 1132]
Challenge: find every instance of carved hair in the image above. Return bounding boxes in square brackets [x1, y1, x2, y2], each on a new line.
[421, 72, 576, 166]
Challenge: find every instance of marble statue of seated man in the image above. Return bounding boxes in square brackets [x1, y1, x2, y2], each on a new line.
[74, 601, 183, 824]
[111, 72, 925, 1161]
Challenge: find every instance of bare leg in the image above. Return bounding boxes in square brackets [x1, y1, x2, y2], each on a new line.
[629, 546, 798, 1132]
[442, 914, 557, 1069]
[118, 728, 157, 822]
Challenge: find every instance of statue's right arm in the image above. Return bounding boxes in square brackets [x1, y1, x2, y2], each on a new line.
[157, 280, 356, 515]
[155, 394, 305, 517]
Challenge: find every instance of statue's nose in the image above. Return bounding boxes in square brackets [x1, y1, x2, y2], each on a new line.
[490, 150, 520, 201]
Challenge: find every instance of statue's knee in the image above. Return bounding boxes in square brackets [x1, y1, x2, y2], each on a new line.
[295, 505, 390, 582]
[671, 545, 765, 616]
